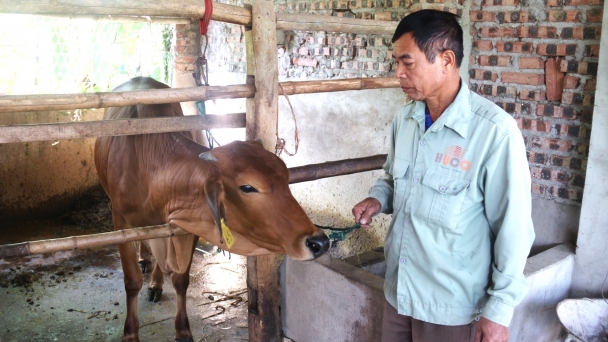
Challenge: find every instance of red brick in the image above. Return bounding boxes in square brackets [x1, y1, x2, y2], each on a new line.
[584, 78, 597, 91]
[469, 69, 499, 81]
[375, 12, 392, 21]
[498, 102, 531, 114]
[520, 57, 544, 69]
[501, 72, 544, 85]
[530, 137, 572, 151]
[537, 105, 578, 119]
[497, 11, 533, 23]
[577, 143, 589, 156]
[520, 118, 551, 132]
[537, 44, 577, 56]
[478, 84, 517, 97]
[479, 55, 511, 67]
[546, 58, 565, 101]
[519, 89, 546, 101]
[531, 183, 546, 195]
[298, 46, 309, 55]
[330, 0, 350, 9]
[561, 27, 601, 40]
[588, 9, 603, 22]
[496, 41, 533, 53]
[474, 40, 493, 51]
[516, 26, 558, 38]
[353, 37, 367, 47]
[550, 170, 570, 183]
[470, 11, 495, 22]
[360, 12, 374, 20]
[368, 37, 385, 47]
[563, 76, 581, 89]
[562, 92, 594, 106]
[585, 44, 600, 57]
[478, 26, 516, 38]
[527, 151, 549, 164]
[564, 0, 603, 4]
[547, 10, 582, 22]
[560, 60, 598, 75]
[481, 0, 519, 5]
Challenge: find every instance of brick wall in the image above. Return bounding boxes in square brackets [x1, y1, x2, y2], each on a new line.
[186, 0, 602, 206]
[469, 0, 601, 205]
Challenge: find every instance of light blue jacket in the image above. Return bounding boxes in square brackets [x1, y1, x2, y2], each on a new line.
[369, 81, 535, 327]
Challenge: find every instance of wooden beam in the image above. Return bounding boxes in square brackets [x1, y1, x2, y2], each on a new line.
[289, 154, 387, 184]
[0, 0, 252, 26]
[0, 1, 398, 35]
[41, 14, 193, 24]
[0, 114, 245, 143]
[0, 224, 188, 259]
[245, 1, 282, 341]
[0, 84, 255, 113]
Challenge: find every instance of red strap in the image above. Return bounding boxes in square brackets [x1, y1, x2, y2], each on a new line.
[199, 0, 213, 35]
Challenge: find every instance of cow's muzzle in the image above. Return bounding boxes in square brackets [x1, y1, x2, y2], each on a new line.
[305, 234, 330, 259]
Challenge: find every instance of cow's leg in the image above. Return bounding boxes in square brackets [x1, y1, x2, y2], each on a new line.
[117, 240, 143, 342]
[171, 239, 198, 342]
[138, 242, 152, 274]
[147, 263, 164, 302]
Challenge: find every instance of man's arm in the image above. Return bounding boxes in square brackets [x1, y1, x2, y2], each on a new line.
[479, 123, 536, 328]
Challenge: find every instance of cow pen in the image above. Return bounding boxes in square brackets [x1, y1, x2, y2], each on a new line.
[0, 1, 399, 341]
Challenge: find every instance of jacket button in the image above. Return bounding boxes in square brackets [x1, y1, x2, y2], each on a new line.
[439, 186, 446, 193]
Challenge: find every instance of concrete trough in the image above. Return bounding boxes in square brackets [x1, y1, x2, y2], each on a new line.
[280, 244, 575, 342]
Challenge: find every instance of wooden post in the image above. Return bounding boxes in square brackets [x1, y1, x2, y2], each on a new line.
[245, 1, 282, 341]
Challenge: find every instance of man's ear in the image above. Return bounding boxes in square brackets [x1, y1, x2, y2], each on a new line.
[441, 50, 457, 70]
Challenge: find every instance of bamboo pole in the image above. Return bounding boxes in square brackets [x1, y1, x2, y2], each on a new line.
[0, 224, 188, 259]
[0, 114, 245, 144]
[288, 154, 387, 184]
[0, 1, 398, 35]
[0, 78, 398, 114]
[0, 84, 255, 113]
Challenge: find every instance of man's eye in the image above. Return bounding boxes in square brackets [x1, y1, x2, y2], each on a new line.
[239, 185, 258, 193]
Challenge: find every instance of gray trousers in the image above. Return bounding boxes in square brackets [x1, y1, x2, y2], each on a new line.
[381, 299, 478, 342]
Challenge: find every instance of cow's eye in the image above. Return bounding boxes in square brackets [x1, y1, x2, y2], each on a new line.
[239, 185, 258, 193]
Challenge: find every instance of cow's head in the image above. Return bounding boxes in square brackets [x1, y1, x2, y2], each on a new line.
[200, 140, 329, 261]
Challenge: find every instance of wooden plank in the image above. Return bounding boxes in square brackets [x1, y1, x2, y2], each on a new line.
[246, 1, 282, 341]
[289, 154, 387, 184]
[277, 13, 397, 35]
[0, 114, 245, 143]
[0, 224, 188, 259]
[0, 84, 255, 113]
[0, 0, 252, 26]
[41, 14, 193, 24]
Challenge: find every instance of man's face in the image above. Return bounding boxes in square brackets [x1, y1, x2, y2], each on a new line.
[393, 33, 445, 101]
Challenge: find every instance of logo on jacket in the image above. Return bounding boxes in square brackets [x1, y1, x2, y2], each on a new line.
[435, 145, 471, 171]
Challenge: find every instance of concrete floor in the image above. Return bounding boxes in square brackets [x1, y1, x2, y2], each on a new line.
[0, 222, 250, 342]
[0, 186, 252, 342]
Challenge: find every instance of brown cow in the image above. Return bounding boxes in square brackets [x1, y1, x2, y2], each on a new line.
[94, 77, 329, 342]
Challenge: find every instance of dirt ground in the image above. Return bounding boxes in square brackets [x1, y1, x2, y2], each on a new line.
[0, 188, 250, 342]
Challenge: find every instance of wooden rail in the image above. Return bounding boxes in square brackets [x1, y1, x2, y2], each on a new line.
[0, 114, 245, 143]
[289, 154, 387, 184]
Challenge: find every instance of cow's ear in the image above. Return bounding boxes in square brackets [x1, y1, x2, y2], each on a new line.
[204, 176, 227, 244]
[199, 151, 218, 162]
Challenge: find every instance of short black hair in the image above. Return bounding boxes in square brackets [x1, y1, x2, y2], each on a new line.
[392, 9, 464, 68]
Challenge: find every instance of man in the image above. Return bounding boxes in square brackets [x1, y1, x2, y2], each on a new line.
[352, 9, 535, 342]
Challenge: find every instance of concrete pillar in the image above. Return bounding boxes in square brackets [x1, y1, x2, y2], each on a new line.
[570, 0, 608, 297]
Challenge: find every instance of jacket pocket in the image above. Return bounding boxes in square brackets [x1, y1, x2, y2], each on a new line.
[391, 158, 410, 212]
[414, 168, 470, 231]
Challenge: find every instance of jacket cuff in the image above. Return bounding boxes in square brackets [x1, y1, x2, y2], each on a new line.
[482, 296, 514, 327]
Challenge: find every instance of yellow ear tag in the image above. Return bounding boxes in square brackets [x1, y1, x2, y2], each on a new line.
[220, 218, 235, 249]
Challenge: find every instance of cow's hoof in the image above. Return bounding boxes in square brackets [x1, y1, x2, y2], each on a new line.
[175, 338, 194, 342]
[138, 260, 152, 273]
[147, 287, 162, 302]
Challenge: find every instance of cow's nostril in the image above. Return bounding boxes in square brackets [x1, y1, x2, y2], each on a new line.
[305, 235, 330, 258]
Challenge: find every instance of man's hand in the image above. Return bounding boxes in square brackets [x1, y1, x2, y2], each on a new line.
[474, 317, 509, 342]
[352, 198, 381, 228]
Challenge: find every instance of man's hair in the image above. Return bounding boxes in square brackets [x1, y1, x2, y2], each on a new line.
[392, 9, 464, 68]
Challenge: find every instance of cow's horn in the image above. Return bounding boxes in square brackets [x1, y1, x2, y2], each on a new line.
[199, 151, 217, 162]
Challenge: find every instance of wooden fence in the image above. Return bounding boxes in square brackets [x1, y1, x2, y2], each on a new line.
[0, 1, 398, 341]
